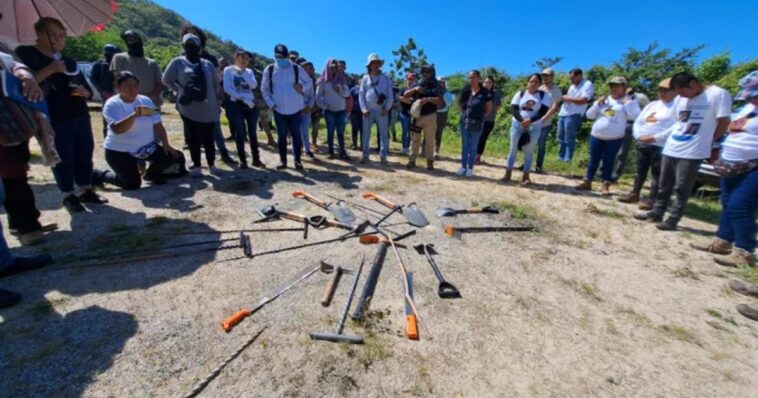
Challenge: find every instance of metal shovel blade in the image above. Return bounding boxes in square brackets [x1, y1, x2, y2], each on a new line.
[401, 203, 429, 227]
[327, 201, 357, 226]
[436, 206, 500, 218]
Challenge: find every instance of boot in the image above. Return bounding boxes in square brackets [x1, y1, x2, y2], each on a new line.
[638, 199, 654, 211]
[633, 211, 663, 223]
[617, 192, 639, 203]
[521, 172, 532, 186]
[426, 160, 434, 170]
[575, 180, 592, 191]
[406, 160, 416, 169]
[690, 238, 732, 255]
[736, 304, 758, 322]
[601, 182, 612, 196]
[501, 169, 512, 182]
[475, 155, 482, 165]
[729, 279, 758, 298]
[714, 248, 756, 268]
[655, 217, 678, 231]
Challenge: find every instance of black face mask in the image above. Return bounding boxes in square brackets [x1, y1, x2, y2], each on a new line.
[126, 40, 144, 57]
[184, 44, 201, 63]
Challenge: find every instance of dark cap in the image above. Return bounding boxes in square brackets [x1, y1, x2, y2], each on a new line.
[103, 44, 121, 54]
[235, 49, 252, 57]
[115, 70, 140, 85]
[274, 44, 289, 58]
[120, 30, 140, 40]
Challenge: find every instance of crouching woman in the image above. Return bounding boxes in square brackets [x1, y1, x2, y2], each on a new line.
[93, 71, 181, 190]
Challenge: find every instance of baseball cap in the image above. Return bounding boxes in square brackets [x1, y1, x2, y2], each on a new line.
[541, 68, 555, 76]
[608, 76, 627, 85]
[274, 44, 289, 58]
[736, 70, 758, 100]
[658, 78, 672, 89]
[235, 49, 252, 57]
[182, 33, 200, 46]
[103, 44, 121, 54]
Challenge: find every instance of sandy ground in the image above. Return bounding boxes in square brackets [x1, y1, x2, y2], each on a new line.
[0, 107, 756, 398]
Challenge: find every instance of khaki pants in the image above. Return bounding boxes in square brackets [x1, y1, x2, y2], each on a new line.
[410, 113, 436, 163]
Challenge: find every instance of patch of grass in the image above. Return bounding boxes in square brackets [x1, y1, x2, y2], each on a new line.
[684, 198, 721, 225]
[492, 200, 542, 221]
[738, 265, 758, 283]
[672, 267, 700, 280]
[706, 320, 733, 333]
[363, 182, 405, 196]
[356, 333, 392, 371]
[657, 324, 701, 346]
[706, 309, 739, 326]
[584, 203, 624, 219]
[618, 306, 652, 327]
[605, 319, 620, 336]
[580, 282, 602, 302]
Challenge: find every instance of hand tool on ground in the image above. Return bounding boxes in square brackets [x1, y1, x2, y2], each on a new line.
[325, 193, 386, 217]
[413, 244, 461, 299]
[436, 206, 500, 218]
[320, 262, 355, 307]
[359, 235, 407, 249]
[83, 236, 242, 261]
[172, 227, 306, 236]
[310, 255, 366, 344]
[182, 326, 267, 398]
[405, 272, 419, 340]
[293, 191, 357, 226]
[362, 192, 429, 227]
[221, 262, 333, 332]
[248, 227, 373, 259]
[351, 240, 389, 322]
[256, 205, 349, 232]
[445, 225, 535, 238]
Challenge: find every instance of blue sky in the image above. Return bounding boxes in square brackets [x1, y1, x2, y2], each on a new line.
[153, 0, 755, 77]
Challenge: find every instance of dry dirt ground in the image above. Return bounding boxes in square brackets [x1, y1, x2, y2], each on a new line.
[1, 107, 756, 398]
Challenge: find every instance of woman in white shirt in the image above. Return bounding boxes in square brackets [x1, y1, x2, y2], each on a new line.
[503, 73, 551, 185]
[576, 76, 641, 195]
[223, 49, 265, 169]
[316, 58, 351, 160]
[93, 71, 180, 190]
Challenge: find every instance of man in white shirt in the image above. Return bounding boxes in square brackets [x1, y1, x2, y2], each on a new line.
[635, 72, 732, 230]
[261, 44, 312, 171]
[536, 68, 563, 173]
[557, 68, 594, 162]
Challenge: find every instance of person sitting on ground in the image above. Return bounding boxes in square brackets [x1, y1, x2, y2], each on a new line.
[406, 65, 444, 170]
[316, 58, 351, 160]
[16, 17, 108, 213]
[617, 78, 677, 208]
[634, 72, 732, 231]
[223, 50, 265, 169]
[503, 73, 552, 185]
[358, 53, 394, 164]
[162, 33, 221, 178]
[92, 72, 181, 190]
[457, 70, 493, 177]
[476, 76, 502, 165]
[576, 76, 641, 195]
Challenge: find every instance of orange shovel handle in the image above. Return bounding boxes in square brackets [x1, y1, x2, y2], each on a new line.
[221, 309, 252, 332]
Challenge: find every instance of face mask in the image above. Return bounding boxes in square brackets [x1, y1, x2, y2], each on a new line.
[126, 41, 144, 57]
[277, 58, 290, 68]
[184, 44, 201, 62]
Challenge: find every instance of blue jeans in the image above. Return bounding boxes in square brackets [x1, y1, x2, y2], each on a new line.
[557, 114, 582, 162]
[716, 168, 758, 253]
[50, 114, 94, 193]
[399, 112, 411, 151]
[227, 101, 261, 165]
[507, 122, 541, 171]
[324, 110, 347, 155]
[460, 122, 483, 170]
[362, 109, 389, 159]
[536, 124, 552, 170]
[273, 111, 303, 165]
[0, 182, 13, 268]
[213, 120, 230, 158]
[298, 112, 312, 154]
[586, 135, 624, 182]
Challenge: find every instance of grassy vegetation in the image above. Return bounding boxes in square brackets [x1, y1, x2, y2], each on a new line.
[657, 324, 702, 346]
[584, 203, 625, 219]
[684, 197, 722, 225]
[491, 200, 542, 221]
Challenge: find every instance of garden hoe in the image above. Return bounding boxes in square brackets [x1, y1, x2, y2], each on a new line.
[310, 255, 366, 344]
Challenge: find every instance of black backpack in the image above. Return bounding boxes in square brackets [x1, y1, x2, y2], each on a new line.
[179, 61, 207, 105]
[266, 63, 299, 94]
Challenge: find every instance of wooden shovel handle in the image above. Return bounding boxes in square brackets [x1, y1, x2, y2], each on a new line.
[278, 211, 307, 222]
[362, 192, 397, 209]
[321, 267, 343, 307]
[292, 191, 328, 209]
[221, 309, 252, 332]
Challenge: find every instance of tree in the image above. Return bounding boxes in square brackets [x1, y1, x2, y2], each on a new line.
[533, 56, 563, 70]
[610, 42, 703, 96]
[696, 53, 731, 83]
[389, 38, 429, 81]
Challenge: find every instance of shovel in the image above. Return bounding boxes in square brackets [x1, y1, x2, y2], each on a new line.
[445, 225, 535, 239]
[413, 244, 461, 299]
[361, 192, 429, 227]
[293, 191, 357, 226]
[436, 206, 500, 218]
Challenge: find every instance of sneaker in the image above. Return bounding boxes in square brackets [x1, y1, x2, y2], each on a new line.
[690, 238, 732, 255]
[339, 152, 350, 161]
[714, 248, 756, 268]
[655, 218, 678, 231]
[736, 304, 758, 322]
[189, 167, 202, 178]
[276, 163, 287, 170]
[306, 151, 316, 159]
[20, 230, 45, 246]
[535, 166, 544, 174]
[0, 254, 54, 278]
[456, 167, 467, 176]
[63, 194, 86, 213]
[78, 190, 108, 204]
[466, 168, 474, 177]
[617, 192, 640, 204]
[252, 161, 266, 169]
[638, 199, 654, 211]
[0, 288, 22, 309]
[633, 212, 662, 223]
[575, 180, 592, 191]
[221, 155, 237, 167]
[729, 279, 758, 298]
[295, 161, 304, 170]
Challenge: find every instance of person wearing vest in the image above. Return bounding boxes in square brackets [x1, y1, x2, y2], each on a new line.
[405, 65, 444, 170]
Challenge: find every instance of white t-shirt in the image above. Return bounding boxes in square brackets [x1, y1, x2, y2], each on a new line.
[660, 86, 733, 159]
[103, 94, 160, 153]
[223, 66, 257, 106]
[721, 104, 758, 162]
[586, 95, 641, 140]
[558, 79, 594, 117]
[510, 90, 552, 128]
[632, 100, 677, 147]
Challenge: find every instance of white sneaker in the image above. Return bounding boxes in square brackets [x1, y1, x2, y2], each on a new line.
[456, 167, 466, 175]
[466, 168, 474, 177]
[189, 167, 202, 178]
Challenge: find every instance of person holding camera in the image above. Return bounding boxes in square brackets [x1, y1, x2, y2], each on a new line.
[358, 53, 394, 164]
[92, 72, 181, 190]
[162, 33, 221, 178]
[405, 65, 444, 170]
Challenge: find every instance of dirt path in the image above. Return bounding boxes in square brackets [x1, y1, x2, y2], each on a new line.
[0, 108, 756, 397]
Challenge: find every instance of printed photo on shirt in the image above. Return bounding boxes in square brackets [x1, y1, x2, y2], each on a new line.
[729, 113, 756, 132]
[522, 100, 536, 112]
[645, 112, 658, 124]
[684, 123, 701, 135]
[678, 110, 691, 122]
[233, 76, 250, 93]
[603, 106, 616, 117]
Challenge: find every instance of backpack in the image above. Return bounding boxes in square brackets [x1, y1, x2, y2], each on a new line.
[267, 63, 299, 94]
[519, 89, 546, 101]
[179, 61, 208, 105]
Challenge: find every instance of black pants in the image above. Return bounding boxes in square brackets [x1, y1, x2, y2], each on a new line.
[477, 121, 495, 155]
[181, 115, 215, 168]
[350, 112, 362, 148]
[96, 148, 171, 190]
[2, 177, 42, 234]
[227, 101, 262, 166]
[631, 144, 663, 200]
[613, 123, 634, 180]
[652, 156, 703, 223]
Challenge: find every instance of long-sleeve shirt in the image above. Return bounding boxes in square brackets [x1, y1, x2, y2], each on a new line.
[162, 56, 220, 123]
[359, 73, 393, 113]
[260, 63, 312, 116]
[632, 100, 676, 147]
[303, 77, 316, 109]
[223, 66, 257, 107]
[316, 81, 350, 112]
[586, 95, 641, 140]
[559, 79, 594, 117]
